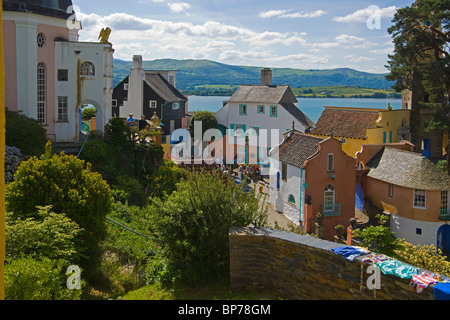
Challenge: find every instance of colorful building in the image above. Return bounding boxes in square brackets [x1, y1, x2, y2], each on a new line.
[308, 106, 411, 158]
[215, 68, 314, 165]
[3, 0, 114, 142]
[269, 129, 356, 241]
[356, 143, 450, 254]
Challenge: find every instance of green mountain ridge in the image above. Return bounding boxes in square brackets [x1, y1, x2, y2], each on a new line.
[112, 58, 394, 94]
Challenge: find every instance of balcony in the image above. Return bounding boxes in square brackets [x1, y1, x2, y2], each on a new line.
[440, 209, 450, 221]
[321, 203, 341, 217]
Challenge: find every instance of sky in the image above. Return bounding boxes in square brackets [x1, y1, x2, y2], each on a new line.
[72, 0, 416, 74]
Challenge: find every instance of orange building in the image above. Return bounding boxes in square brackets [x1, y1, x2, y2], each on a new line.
[356, 143, 450, 254]
[270, 129, 356, 241]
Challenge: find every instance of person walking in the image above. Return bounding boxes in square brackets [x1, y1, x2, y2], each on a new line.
[139, 115, 148, 131]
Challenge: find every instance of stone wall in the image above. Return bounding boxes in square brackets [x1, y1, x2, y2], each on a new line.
[229, 227, 442, 300]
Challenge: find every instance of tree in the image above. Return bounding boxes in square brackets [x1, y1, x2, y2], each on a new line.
[5, 109, 47, 157]
[386, 0, 450, 173]
[189, 111, 218, 137]
[148, 169, 268, 285]
[6, 142, 114, 269]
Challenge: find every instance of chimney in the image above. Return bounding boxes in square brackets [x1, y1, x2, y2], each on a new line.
[132, 55, 143, 70]
[261, 68, 272, 86]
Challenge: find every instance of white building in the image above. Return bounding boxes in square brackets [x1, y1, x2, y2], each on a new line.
[215, 68, 314, 164]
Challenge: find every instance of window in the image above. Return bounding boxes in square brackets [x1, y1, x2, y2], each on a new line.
[282, 163, 287, 181]
[442, 191, 449, 214]
[251, 127, 260, 136]
[357, 162, 364, 170]
[37, 32, 45, 48]
[233, 124, 245, 137]
[288, 195, 296, 205]
[270, 105, 278, 117]
[124, 83, 129, 90]
[339, 138, 346, 144]
[258, 105, 265, 114]
[172, 102, 180, 110]
[80, 62, 95, 76]
[37, 62, 46, 124]
[388, 184, 394, 198]
[414, 189, 426, 209]
[168, 75, 175, 86]
[327, 154, 335, 172]
[149, 101, 157, 108]
[383, 132, 387, 144]
[239, 104, 247, 116]
[389, 131, 393, 143]
[170, 120, 175, 133]
[416, 228, 422, 235]
[57, 69, 68, 81]
[57, 96, 68, 122]
[112, 99, 117, 107]
[324, 185, 335, 211]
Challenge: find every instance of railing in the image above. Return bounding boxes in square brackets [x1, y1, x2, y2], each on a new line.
[440, 208, 450, 221]
[321, 203, 341, 217]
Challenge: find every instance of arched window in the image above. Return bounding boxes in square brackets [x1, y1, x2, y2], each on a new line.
[80, 62, 95, 76]
[357, 162, 364, 170]
[288, 194, 296, 205]
[37, 62, 46, 123]
[324, 185, 335, 212]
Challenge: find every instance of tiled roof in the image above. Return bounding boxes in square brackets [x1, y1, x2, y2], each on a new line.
[366, 147, 450, 191]
[272, 131, 324, 168]
[309, 107, 381, 139]
[228, 85, 298, 104]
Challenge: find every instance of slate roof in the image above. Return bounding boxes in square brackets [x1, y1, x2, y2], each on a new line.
[366, 147, 450, 191]
[3, 0, 74, 19]
[144, 73, 187, 103]
[281, 103, 316, 128]
[309, 107, 381, 139]
[228, 85, 298, 104]
[272, 131, 324, 168]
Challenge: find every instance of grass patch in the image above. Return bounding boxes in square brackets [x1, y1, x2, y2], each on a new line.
[121, 277, 284, 300]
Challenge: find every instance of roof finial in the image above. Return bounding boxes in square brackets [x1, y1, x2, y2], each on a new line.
[292, 121, 295, 130]
[329, 127, 333, 137]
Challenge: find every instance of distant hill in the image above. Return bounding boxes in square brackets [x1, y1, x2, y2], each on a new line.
[112, 58, 394, 95]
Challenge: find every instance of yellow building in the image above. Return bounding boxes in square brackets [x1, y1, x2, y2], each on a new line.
[308, 106, 411, 158]
[1, 0, 5, 300]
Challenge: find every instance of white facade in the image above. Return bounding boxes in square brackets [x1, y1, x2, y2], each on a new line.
[268, 156, 305, 225]
[54, 41, 114, 141]
[390, 214, 446, 247]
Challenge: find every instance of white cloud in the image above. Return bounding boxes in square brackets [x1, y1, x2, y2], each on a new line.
[333, 6, 397, 23]
[167, 2, 190, 13]
[259, 9, 327, 19]
[344, 55, 376, 63]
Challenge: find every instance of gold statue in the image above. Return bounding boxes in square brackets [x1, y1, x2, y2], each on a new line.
[98, 27, 112, 44]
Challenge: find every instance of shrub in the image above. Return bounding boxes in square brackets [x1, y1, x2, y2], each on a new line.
[145, 159, 189, 199]
[394, 240, 450, 277]
[148, 169, 268, 285]
[5, 109, 47, 156]
[4, 146, 22, 183]
[6, 142, 114, 268]
[4, 256, 83, 300]
[5, 206, 83, 263]
[352, 214, 402, 256]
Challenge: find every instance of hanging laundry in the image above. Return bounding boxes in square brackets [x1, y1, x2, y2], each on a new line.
[331, 246, 370, 261]
[375, 259, 418, 279]
[434, 282, 450, 300]
[410, 272, 439, 293]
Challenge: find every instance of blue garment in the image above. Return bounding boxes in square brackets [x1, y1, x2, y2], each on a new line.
[331, 246, 369, 261]
[375, 259, 418, 279]
[434, 282, 450, 300]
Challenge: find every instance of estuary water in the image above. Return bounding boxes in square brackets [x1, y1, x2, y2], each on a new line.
[187, 96, 403, 123]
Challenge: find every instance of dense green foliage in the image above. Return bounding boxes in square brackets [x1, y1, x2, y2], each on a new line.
[4, 256, 83, 300]
[147, 169, 268, 285]
[6, 142, 114, 269]
[189, 110, 219, 137]
[5, 109, 47, 156]
[81, 117, 165, 206]
[353, 215, 402, 256]
[113, 58, 394, 91]
[5, 206, 83, 263]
